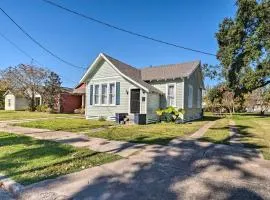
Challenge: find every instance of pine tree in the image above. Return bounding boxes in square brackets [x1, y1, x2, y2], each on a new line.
[43, 72, 62, 111]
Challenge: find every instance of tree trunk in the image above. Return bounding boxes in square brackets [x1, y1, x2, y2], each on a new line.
[30, 91, 35, 112]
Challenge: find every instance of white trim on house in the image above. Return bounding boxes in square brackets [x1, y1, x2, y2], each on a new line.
[166, 83, 176, 107]
[93, 84, 100, 106]
[145, 92, 148, 114]
[188, 84, 193, 108]
[182, 79, 185, 109]
[91, 76, 121, 81]
[197, 88, 201, 108]
[91, 81, 117, 107]
[80, 53, 149, 93]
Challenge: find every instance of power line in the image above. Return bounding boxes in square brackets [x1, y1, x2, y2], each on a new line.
[0, 31, 78, 84]
[0, 31, 39, 64]
[43, 0, 217, 57]
[0, 7, 86, 70]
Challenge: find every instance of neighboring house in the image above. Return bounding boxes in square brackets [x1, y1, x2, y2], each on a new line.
[73, 83, 86, 110]
[4, 90, 42, 111]
[3, 87, 82, 113]
[80, 53, 204, 123]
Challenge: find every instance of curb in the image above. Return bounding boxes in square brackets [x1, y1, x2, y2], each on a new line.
[0, 174, 24, 197]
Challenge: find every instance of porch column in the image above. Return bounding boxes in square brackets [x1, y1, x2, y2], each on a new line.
[82, 94, 85, 108]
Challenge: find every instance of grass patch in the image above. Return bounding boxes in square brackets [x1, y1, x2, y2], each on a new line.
[0, 110, 79, 121]
[0, 132, 121, 185]
[86, 118, 212, 145]
[16, 118, 113, 132]
[233, 114, 270, 160]
[200, 118, 231, 144]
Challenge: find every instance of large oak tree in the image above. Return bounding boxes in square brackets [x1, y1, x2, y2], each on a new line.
[216, 0, 270, 95]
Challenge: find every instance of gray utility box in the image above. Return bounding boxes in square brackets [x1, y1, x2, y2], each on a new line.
[115, 113, 128, 124]
[134, 113, 146, 125]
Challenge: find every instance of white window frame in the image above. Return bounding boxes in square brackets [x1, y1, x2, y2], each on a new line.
[166, 83, 176, 107]
[92, 82, 117, 106]
[197, 88, 201, 108]
[101, 84, 108, 105]
[109, 82, 116, 105]
[188, 84, 193, 108]
[94, 84, 100, 105]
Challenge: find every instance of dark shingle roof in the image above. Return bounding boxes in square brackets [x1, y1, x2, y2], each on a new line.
[103, 54, 163, 94]
[82, 53, 201, 94]
[141, 61, 200, 81]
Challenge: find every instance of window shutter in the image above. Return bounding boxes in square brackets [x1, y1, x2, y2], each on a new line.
[90, 85, 93, 105]
[116, 82, 120, 105]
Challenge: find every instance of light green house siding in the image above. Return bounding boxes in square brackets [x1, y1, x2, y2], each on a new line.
[85, 60, 147, 119]
[150, 78, 184, 109]
[83, 56, 203, 123]
[183, 67, 203, 121]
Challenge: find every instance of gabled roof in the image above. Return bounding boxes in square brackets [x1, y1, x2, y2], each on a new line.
[80, 53, 163, 94]
[141, 61, 200, 81]
[73, 83, 86, 94]
[80, 53, 202, 94]
[103, 54, 162, 94]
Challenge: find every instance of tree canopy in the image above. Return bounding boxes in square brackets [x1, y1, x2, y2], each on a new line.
[0, 64, 48, 111]
[216, 0, 270, 95]
[43, 71, 62, 111]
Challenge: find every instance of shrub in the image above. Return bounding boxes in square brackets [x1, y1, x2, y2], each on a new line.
[36, 105, 48, 112]
[74, 108, 85, 114]
[156, 106, 185, 122]
[80, 108, 85, 114]
[74, 109, 80, 114]
[98, 116, 106, 121]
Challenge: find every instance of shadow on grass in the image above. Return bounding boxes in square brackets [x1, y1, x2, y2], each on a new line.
[0, 133, 120, 185]
[234, 124, 268, 150]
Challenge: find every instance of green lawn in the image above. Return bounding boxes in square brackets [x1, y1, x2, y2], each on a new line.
[86, 117, 214, 145]
[16, 118, 113, 132]
[0, 132, 121, 185]
[200, 118, 231, 144]
[0, 110, 80, 121]
[233, 114, 270, 160]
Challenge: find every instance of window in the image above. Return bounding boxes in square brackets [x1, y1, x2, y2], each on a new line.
[101, 84, 108, 104]
[167, 84, 175, 106]
[94, 85, 100, 105]
[197, 89, 201, 108]
[35, 97, 41, 106]
[8, 99, 11, 107]
[109, 83, 116, 105]
[188, 85, 193, 108]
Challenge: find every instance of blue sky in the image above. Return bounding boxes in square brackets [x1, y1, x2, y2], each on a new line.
[0, 0, 236, 87]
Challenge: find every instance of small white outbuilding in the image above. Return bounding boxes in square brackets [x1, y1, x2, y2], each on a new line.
[3, 90, 42, 111]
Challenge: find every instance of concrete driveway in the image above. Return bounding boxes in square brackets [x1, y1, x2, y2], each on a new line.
[19, 139, 270, 200]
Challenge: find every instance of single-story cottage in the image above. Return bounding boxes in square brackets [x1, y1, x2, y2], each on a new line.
[80, 53, 204, 123]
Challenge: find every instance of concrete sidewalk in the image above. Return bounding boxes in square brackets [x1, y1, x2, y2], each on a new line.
[0, 120, 215, 158]
[19, 140, 270, 200]
[0, 123, 146, 158]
